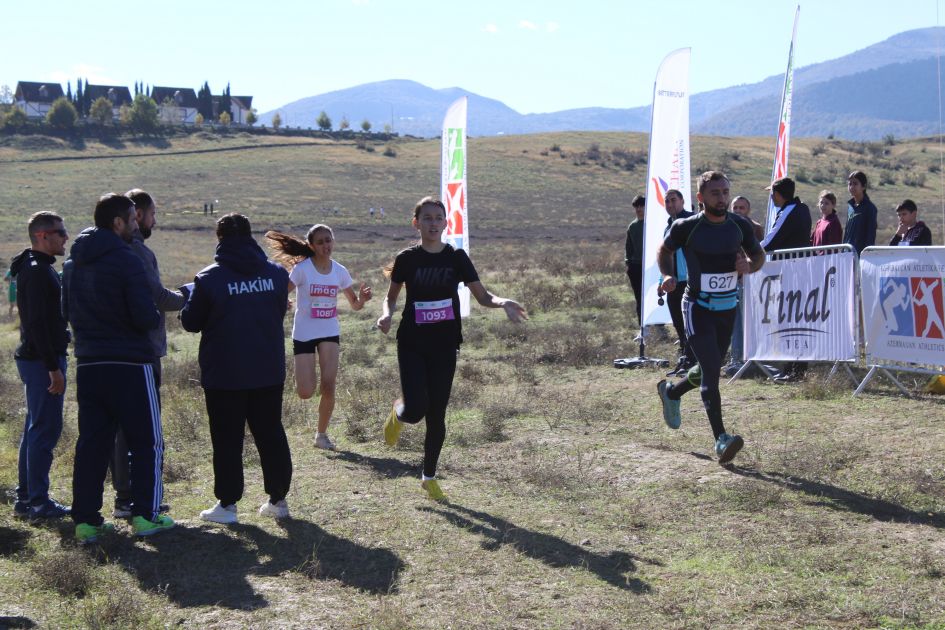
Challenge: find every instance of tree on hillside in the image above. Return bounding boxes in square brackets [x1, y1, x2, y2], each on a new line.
[316, 110, 332, 131]
[361, 119, 371, 132]
[89, 96, 114, 126]
[219, 83, 232, 122]
[195, 112, 204, 126]
[246, 108, 258, 126]
[197, 82, 213, 121]
[66, 82, 72, 103]
[124, 94, 159, 133]
[272, 112, 282, 130]
[46, 97, 78, 130]
[219, 111, 232, 126]
[74, 79, 83, 112]
[0, 85, 13, 105]
[339, 115, 350, 131]
[3, 107, 27, 130]
[81, 78, 91, 116]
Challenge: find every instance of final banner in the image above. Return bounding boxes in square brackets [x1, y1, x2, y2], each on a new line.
[441, 96, 470, 317]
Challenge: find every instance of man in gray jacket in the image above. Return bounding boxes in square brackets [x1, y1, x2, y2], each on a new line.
[109, 189, 185, 518]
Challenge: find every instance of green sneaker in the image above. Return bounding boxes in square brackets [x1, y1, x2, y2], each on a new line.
[422, 479, 447, 502]
[75, 522, 115, 545]
[657, 379, 681, 429]
[132, 514, 175, 537]
[383, 401, 404, 446]
[715, 432, 744, 464]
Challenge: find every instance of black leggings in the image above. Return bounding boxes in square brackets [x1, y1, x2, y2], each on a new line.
[397, 342, 457, 478]
[666, 301, 735, 440]
[667, 282, 694, 362]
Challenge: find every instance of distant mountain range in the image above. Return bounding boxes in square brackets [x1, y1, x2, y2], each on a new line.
[260, 27, 945, 140]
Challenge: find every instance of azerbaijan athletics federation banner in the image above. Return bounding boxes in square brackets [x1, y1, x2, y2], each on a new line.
[743, 250, 857, 361]
[642, 48, 691, 327]
[441, 96, 470, 317]
[860, 246, 945, 367]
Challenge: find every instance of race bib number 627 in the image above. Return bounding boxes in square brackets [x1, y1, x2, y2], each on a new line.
[701, 272, 737, 293]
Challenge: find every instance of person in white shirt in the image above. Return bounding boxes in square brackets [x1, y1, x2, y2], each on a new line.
[267, 225, 372, 450]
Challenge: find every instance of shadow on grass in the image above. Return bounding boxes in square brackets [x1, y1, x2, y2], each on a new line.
[418, 503, 654, 593]
[0, 615, 36, 628]
[328, 450, 418, 479]
[73, 519, 403, 609]
[715, 459, 945, 528]
[0, 525, 31, 556]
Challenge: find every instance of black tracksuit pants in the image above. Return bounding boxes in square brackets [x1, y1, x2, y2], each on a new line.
[72, 361, 164, 525]
[204, 384, 292, 506]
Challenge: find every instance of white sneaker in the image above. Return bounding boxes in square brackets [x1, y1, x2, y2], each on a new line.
[314, 433, 336, 451]
[200, 501, 238, 524]
[259, 499, 290, 519]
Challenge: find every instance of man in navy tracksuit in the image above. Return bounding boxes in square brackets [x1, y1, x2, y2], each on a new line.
[11, 211, 71, 521]
[63, 193, 172, 543]
[181, 213, 292, 524]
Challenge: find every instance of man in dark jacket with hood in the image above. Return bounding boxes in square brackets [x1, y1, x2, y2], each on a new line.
[181, 213, 292, 524]
[761, 177, 811, 252]
[63, 193, 171, 543]
[760, 177, 813, 383]
[12, 211, 71, 521]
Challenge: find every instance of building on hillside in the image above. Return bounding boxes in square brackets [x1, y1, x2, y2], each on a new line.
[211, 94, 254, 124]
[84, 84, 133, 121]
[152, 86, 199, 124]
[231, 96, 254, 124]
[14, 81, 65, 118]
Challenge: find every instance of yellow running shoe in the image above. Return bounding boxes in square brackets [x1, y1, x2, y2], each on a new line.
[383, 402, 403, 446]
[422, 479, 447, 502]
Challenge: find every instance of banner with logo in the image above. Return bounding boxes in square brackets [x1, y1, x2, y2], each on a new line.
[441, 96, 470, 317]
[642, 48, 691, 327]
[860, 246, 945, 367]
[743, 250, 857, 361]
[765, 5, 800, 234]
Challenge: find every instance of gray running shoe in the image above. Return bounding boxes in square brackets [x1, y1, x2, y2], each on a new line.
[315, 433, 336, 451]
[657, 379, 681, 429]
[715, 433, 744, 464]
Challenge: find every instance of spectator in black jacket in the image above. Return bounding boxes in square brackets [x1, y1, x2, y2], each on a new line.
[760, 177, 811, 252]
[890, 199, 933, 246]
[843, 170, 878, 254]
[181, 213, 293, 525]
[64, 193, 171, 544]
[11, 212, 71, 521]
[760, 177, 812, 383]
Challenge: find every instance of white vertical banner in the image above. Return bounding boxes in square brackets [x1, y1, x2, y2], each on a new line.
[765, 5, 800, 233]
[859, 246, 945, 367]
[743, 251, 857, 361]
[441, 96, 470, 317]
[642, 48, 692, 327]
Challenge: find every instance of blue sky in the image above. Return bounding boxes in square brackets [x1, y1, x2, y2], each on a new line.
[2, 0, 940, 114]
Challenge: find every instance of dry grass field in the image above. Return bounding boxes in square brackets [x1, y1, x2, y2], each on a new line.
[0, 130, 943, 629]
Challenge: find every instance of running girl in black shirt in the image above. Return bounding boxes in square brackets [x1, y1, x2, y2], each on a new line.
[376, 197, 528, 501]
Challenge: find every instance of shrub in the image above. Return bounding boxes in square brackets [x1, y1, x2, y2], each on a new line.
[903, 171, 927, 187]
[45, 97, 77, 130]
[32, 550, 94, 597]
[382, 144, 397, 158]
[810, 142, 827, 157]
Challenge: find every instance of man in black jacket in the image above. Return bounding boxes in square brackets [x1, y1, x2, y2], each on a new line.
[181, 213, 292, 524]
[63, 193, 171, 543]
[761, 177, 811, 252]
[761, 177, 812, 382]
[11, 212, 71, 521]
[662, 189, 696, 375]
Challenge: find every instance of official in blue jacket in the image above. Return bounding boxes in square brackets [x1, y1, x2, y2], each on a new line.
[63, 193, 171, 543]
[181, 213, 293, 524]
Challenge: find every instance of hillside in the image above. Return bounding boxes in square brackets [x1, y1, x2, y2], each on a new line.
[260, 27, 945, 141]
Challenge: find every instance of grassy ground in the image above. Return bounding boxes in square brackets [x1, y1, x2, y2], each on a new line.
[0, 132, 943, 628]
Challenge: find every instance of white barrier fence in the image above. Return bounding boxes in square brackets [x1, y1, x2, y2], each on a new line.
[743, 245, 858, 364]
[856, 246, 945, 395]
